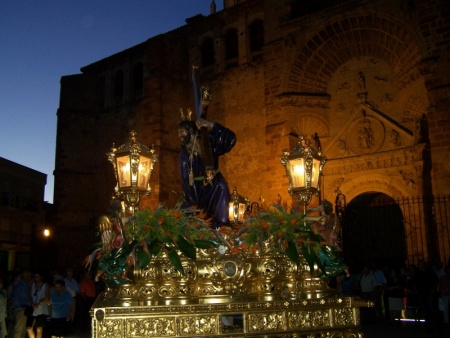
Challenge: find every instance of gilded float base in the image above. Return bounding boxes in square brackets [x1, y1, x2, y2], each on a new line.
[91, 250, 370, 337]
[91, 295, 368, 337]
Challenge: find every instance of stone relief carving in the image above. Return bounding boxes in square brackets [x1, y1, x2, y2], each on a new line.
[324, 144, 425, 176]
[345, 111, 385, 154]
[291, 117, 329, 139]
[381, 93, 393, 105]
[357, 114, 375, 150]
[374, 76, 388, 84]
[349, 179, 404, 198]
[336, 82, 351, 93]
[389, 129, 401, 147]
[326, 177, 345, 200]
[418, 56, 439, 77]
[399, 170, 416, 188]
[337, 139, 349, 156]
[336, 103, 345, 112]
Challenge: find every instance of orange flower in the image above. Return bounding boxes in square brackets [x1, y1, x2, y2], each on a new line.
[250, 244, 259, 253]
[231, 246, 240, 254]
[259, 221, 269, 229]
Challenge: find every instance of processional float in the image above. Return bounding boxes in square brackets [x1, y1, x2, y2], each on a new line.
[88, 68, 371, 338]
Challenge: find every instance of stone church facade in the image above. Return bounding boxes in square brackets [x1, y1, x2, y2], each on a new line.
[54, 0, 450, 269]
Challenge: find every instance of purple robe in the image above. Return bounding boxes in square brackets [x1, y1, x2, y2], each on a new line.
[179, 123, 236, 227]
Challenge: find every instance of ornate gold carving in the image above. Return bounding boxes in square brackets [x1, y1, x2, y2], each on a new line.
[179, 316, 217, 335]
[92, 249, 367, 337]
[333, 307, 356, 326]
[248, 312, 285, 331]
[96, 319, 122, 337]
[128, 317, 175, 336]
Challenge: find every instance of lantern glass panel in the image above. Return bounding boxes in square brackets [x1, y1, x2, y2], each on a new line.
[289, 158, 305, 189]
[228, 203, 234, 221]
[237, 203, 246, 222]
[311, 158, 321, 189]
[116, 155, 131, 188]
[137, 156, 152, 190]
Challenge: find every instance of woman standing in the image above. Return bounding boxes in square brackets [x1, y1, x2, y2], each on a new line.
[26, 272, 49, 338]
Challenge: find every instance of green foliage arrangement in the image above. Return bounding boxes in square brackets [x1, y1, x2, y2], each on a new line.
[236, 201, 332, 275]
[126, 205, 220, 274]
[89, 201, 345, 285]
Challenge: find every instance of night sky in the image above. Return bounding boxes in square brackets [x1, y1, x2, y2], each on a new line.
[0, 1, 220, 203]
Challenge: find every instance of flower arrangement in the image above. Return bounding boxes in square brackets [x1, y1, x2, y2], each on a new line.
[125, 205, 222, 274]
[87, 200, 345, 285]
[235, 200, 345, 276]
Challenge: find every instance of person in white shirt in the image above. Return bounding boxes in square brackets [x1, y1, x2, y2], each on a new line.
[27, 272, 49, 338]
[360, 266, 376, 297]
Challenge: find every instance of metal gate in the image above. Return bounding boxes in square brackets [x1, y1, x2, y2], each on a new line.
[340, 194, 450, 271]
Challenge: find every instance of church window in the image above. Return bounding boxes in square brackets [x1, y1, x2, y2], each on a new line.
[225, 28, 239, 60]
[131, 62, 144, 98]
[201, 37, 215, 67]
[249, 19, 264, 52]
[114, 69, 124, 104]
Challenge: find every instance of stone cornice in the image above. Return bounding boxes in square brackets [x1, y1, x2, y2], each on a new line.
[323, 144, 426, 176]
[276, 92, 331, 108]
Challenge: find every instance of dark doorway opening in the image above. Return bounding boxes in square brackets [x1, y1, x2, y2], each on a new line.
[341, 192, 406, 272]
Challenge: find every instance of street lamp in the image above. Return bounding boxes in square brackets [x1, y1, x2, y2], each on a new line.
[228, 187, 249, 224]
[280, 134, 327, 212]
[107, 130, 158, 214]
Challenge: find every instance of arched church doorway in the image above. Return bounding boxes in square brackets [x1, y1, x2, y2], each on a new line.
[341, 192, 406, 273]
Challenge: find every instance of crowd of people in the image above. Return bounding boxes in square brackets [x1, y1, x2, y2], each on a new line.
[334, 259, 450, 333]
[0, 267, 101, 338]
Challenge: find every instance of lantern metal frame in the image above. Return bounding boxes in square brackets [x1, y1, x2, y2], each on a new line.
[280, 134, 327, 209]
[107, 130, 158, 214]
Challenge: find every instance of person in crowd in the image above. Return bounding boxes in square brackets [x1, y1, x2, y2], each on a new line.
[26, 271, 49, 338]
[359, 265, 377, 323]
[337, 267, 355, 296]
[360, 266, 376, 299]
[178, 116, 236, 228]
[43, 279, 74, 338]
[12, 270, 32, 338]
[62, 269, 78, 323]
[414, 260, 440, 333]
[371, 262, 387, 319]
[79, 271, 96, 331]
[384, 268, 406, 322]
[6, 271, 16, 336]
[438, 265, 450, 324]
[0, 276, 8, 338]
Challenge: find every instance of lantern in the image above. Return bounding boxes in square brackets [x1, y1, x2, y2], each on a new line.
[228, 187, 249, 224]
[107, 130, 158, 214]
[280, 134, 327, 209]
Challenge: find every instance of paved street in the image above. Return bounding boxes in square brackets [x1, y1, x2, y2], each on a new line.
[361, 320, 449, 338]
